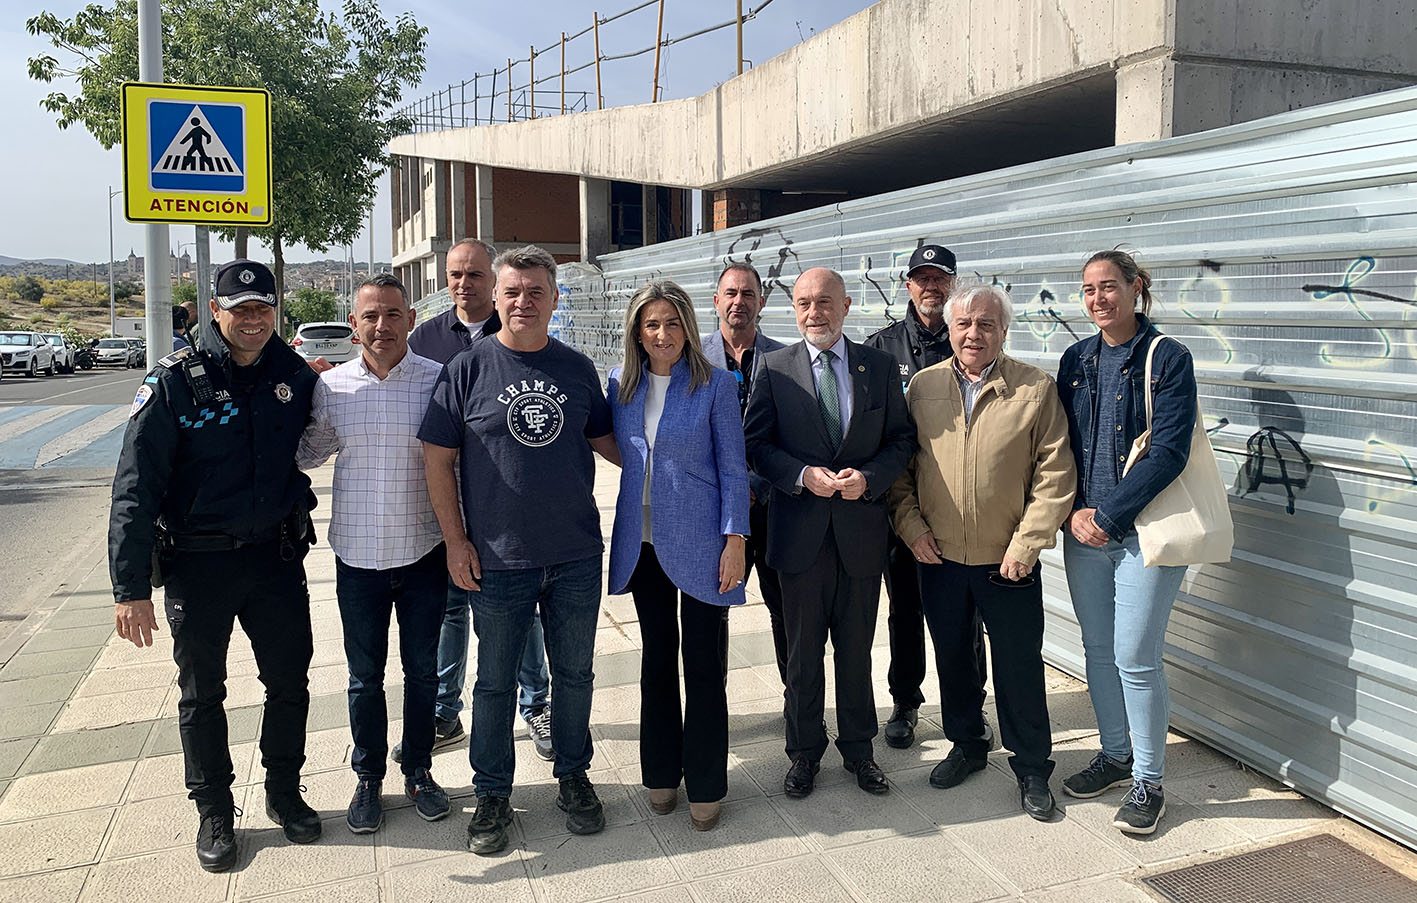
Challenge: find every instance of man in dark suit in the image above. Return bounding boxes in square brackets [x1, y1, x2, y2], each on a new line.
[744, 266, 916, 798]
[701, 263, 788, 690]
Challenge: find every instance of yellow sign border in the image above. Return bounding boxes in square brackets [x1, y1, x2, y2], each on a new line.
[120, 82, 272, 226]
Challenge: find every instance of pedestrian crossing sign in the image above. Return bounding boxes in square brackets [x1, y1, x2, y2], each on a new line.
[121, 82, 272, 226]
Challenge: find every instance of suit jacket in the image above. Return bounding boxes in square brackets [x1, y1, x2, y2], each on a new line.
[743, 337, 916, 577]
[607, 360, 751, 605]
[701, 328, 785, 501]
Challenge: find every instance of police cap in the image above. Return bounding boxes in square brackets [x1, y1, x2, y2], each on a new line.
[214, 259, 277, 309]
[907, 245, 957, 277]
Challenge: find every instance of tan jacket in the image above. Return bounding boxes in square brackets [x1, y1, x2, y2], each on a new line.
[889, 354, 1076, 568]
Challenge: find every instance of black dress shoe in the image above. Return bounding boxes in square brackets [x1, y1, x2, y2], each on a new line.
[843, 758, 889, 794]
[783, 756, 820, 798]
[883, 704, 919, 749]
[1019, 775, 1056, 821]
[196, 808, 237, 872]
[928, 745, 988, 789]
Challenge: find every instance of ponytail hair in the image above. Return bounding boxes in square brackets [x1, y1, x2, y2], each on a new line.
[1084, 248, 1153, 316]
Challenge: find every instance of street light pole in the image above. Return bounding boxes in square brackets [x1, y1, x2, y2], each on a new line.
[137, 0, 170, 357]
[108, 186, 120, 336]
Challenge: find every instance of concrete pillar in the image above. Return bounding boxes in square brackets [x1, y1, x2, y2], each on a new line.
[474, 165, 495, 244]
[642, 184, 657, 246]
[1115, 56, 1176, 144]
[449, 162, 468, 241]
[712, 189, 761, 231]
[579, 176, 611, 264]
[431, 162, 449, 242]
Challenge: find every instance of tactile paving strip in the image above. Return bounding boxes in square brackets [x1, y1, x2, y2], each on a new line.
[1142, 833, 1417, 903]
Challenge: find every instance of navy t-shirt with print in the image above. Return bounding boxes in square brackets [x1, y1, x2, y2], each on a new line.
[418, 335, 613, 570]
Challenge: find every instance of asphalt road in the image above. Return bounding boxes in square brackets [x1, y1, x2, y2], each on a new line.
[0, 368, 145, 652]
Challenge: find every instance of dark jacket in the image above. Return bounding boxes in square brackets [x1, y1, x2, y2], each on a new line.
[701, 327, 785, 501]
[1056, 314, 1197, 540]
[862, 300, 952, 394]
[743, 338, 916, 577]
[408, 305, 501, 365]
[108, 317, 317, 602]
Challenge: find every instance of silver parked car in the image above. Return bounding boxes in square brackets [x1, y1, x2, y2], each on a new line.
[42, 333, 76, 373]
[94, 337, 134, 367]
[0, 331, 57, 377]
[291, 321, 359, 364]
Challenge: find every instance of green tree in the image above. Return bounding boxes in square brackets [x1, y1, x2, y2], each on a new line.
[172, 282, 198, 305]
[285, 286, 338, 326]
[27, 0, 425, 303]
[17, 275, 44, 302]
[113, 280, 140, 301]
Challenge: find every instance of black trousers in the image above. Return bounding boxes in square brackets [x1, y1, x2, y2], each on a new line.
[163, 542, 313, 812]
[745, 500, 787, 689]
[884, 532, 989, 709]
[628, 543, 730, 803]
[778, 525, 881, 763]
[919, 558, 1053, 779]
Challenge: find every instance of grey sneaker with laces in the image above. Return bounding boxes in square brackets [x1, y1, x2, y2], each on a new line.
[404, 768, 451, 822]
[346, 778, 383, 834]
[1113, 780, 1166, 834]
[1062, 752, 1134, 799]
[525, 705, 554, 761]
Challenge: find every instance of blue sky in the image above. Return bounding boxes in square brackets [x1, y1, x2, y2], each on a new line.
[3, 0, 875, 266]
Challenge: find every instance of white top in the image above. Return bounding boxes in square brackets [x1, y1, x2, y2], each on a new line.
[458, 314, 491, 334]
[297, 350, 445, 570]
[641, 371, 672, 543]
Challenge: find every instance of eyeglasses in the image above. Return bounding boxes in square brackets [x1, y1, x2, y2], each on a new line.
[987, 571, 1035, 588]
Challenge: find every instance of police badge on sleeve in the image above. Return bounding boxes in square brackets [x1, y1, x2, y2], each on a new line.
[130, 385, 154, 418]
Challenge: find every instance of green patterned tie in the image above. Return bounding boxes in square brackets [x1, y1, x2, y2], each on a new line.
[817, 348, 843, 448]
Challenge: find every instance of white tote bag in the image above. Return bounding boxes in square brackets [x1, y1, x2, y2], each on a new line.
[1121, 335, 1234, 567]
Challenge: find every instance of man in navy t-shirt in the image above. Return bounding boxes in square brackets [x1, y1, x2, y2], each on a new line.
[419, 245, 620, 855]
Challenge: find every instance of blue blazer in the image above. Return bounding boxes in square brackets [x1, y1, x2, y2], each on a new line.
[607, 359, 751, 605]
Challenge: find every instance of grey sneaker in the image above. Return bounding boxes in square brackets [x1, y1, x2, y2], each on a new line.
[525, 705, 554, 761]
[1114, 780, 1166, 835]
[393, 716, 466, 764]
[466, 795, 513, 854]
[1062, 752, 1134, 799]
[556, 772, 605, 835]
[404, 768, 451, 822]
[346, 778, 383, 834]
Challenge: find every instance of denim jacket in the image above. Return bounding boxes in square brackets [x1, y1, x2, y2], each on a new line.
[1055, 314, 1197, 541]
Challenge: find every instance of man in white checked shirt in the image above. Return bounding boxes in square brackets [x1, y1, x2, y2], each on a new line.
[297, 273, 452, 834]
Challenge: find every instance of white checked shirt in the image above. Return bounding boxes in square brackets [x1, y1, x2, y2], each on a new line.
[298, 351, 444, 570]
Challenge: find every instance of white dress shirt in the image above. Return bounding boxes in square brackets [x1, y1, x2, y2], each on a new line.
[298, 350, 445, 570]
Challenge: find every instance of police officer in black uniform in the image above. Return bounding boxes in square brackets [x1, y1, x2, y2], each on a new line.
[110, 259, 322, 872]
[864, 244, 987, 749]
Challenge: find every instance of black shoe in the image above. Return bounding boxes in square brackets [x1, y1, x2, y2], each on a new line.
[466, 795, 513, 854]
[1018, 775, 1056, 821]
[556, 772, 605, 835]
[405, 768, 451, 822]
[1062, 752, 1134, 799]
[843, 757, 889, 794]
[882, 704, 919, 749]
[393, 715, 466, 764]
[783, 755, 820, 799]
[525, 706, 555, 762]
[1113, 780, 1165, 835]
[195, 807, 238, 872]
[346, 778, 383, 834]
[928, 746, 987, 789]
[266, 788, 322, 843]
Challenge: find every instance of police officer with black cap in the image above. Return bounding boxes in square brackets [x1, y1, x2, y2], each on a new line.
[865, 244, 987, 750]
[109, 259, 322, 872]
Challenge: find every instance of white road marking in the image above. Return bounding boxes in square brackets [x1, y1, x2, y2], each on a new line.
[0, 405, 81, 445]
[0, 373, 140, 406]
[34, 406, 129, 467]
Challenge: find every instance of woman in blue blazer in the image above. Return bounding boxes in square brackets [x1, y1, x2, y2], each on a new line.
[607, 280, 750, 832]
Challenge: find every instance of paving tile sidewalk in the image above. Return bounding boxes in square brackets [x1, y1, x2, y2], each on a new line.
[1, 462, 1413, 902]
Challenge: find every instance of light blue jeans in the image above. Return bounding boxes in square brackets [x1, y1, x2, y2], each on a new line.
[1063, 532, 1188, 785]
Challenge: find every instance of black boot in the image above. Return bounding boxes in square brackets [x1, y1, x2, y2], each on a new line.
[266, 787, 322, 843]
[195, 806, 238, 872]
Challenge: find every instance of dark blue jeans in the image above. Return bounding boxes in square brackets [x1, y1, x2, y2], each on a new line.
[335, 544, 446, 779]
[468, 554, 601, 798]
[435, 579, 550, 722]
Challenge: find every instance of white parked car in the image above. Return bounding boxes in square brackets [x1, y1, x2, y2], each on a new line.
[94, 337, 134, 367]
[291, 321, 359, 364]
[42, 333, 76, 373]
[0, 331, 57, 377]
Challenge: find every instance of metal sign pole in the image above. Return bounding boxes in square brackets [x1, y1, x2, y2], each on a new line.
[194, 225, 211, 344]
[137, 0, 171, 359]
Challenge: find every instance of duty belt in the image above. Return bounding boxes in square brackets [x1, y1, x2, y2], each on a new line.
[169, 527, 280, 552]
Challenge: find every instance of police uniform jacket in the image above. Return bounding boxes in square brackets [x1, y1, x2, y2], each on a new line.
[862, 300, 952, 393]
[109, 317, 317, 602]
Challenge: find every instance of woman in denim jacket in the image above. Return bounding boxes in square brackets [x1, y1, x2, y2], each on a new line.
[1054, 250, 1197, 836]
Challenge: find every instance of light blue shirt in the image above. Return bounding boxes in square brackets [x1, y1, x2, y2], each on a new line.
[954, 357, 996, 425]
[805, 334, 853, 427]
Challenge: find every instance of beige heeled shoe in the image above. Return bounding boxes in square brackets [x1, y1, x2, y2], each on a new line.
[648, 788, 678, 815]
[689, 801, 721, 831]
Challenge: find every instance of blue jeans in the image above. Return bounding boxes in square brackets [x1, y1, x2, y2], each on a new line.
[335, 545, 446, 779]
[468, 555, 601, 798]
[1063, 532, 1188, 785]
[435, 578, 550, 722]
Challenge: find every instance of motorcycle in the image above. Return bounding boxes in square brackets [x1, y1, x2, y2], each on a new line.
[74, 346, 95, 370]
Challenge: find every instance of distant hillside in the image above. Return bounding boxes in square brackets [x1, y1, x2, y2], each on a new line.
[0, 255, 82, 267]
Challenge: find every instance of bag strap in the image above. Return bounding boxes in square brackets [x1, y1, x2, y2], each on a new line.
[1140, 333, 1172, 430]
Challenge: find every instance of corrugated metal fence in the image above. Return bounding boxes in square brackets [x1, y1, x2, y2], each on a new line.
[556, 87, 1417, 848]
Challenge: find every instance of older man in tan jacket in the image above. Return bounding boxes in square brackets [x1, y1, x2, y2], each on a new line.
[889, 283, 1075, 821]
